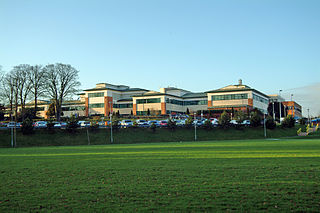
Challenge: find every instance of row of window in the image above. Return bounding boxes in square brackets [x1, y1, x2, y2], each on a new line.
[62, 106, 86, 111]
[136, 98, 161, 104]
[113, 103, 133, 109]
[89, 103, 104, 108]
[166, 98, 208, 106]
[253, 94, 269, 104]
[212, 93, 248, 101]
[136, 110, 161, 115]
[88, 92, 104, 98]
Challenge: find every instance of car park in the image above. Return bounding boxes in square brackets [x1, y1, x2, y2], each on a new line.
[120, 120, 133, 128]
[175, 119, 186, 127]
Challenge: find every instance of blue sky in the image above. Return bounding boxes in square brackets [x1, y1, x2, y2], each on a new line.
[1, 0, 319, 116]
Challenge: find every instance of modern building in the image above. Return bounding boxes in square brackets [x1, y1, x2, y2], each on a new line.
[282, 101, 302, 119]
[6, 80, 303, 120]
[206, 80, 269, 116]
[82, 83, 148, 117]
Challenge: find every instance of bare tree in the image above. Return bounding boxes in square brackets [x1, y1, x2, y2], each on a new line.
[0, 72, 16, 120]
[11, 64, 33, 111]
[28, 65, 46, 117]
[43, 63, 81, 121]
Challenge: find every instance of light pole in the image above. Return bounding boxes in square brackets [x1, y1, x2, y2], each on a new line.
[110, 112, 113, 143]
[279, 90, 282, 122]
[263, 113, 267, 138]
[291, 94, 293, 102]
[194, 112, 197, 141]
[109, 101, 113, 144]
[272, 100, 275, 120]
[307, 108, 310, 125]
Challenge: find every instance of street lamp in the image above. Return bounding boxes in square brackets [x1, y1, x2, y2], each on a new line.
[279, 90, 282, 122]
[291, 94, 293, 102]
[194, 112, 197, 141]
[109, 101, 113, 144]
[307, 108, 310, 124]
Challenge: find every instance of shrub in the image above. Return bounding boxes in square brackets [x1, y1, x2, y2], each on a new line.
[185, 117, 193, 129]
[219, 111, 230, 128]
[150, 122, 156, 132]
[265, 116, 276, 129]
[282, 115, 295, 128]
[21, 118, 34, 135]
[234, 110, 247, 124]
[167, 118, 176, 130]
[67, 115, 79, 132]
[250, 111, 262, 127]
[202, 120, 213, 130]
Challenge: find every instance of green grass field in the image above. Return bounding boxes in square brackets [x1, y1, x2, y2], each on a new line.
[1, 139, 320, 212]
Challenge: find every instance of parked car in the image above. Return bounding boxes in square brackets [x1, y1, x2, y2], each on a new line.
[120, 120, 133, 128]
[159, 120, 168, 127]
[136, 119, 149, 127]
[242, 120, 251, 126]
[230, 120, 238, 125]
[148, 120, 160, 127]
[193, 120, 203, 127]
[7, 122, 21, 128]
[210, 118, 219, 126]
[175, 119, 186, 126]
[34, 121, 48, 128]
[78, 121, 91, 128]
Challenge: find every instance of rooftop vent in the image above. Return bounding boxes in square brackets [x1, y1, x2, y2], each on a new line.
[238, 79, 243, 85]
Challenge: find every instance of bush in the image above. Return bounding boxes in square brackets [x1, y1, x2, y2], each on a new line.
[282, 115, 295, 128]
[219, 111, 230, 128]
[202, 120, 213, 130]
[185, 117, 193, 129]
[67, 115, 79, 132]
[167, 118, 176, 130]
[21, 118, 34, 135]
[234, 110, 247, 124]
[265, 116, 276, 129]
[150, 123, 156, 132]
[250, 111, 262, 127]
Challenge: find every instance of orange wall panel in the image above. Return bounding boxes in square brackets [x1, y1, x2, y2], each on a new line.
[85, 97, 89, 117]
[161, 102, 166, 115]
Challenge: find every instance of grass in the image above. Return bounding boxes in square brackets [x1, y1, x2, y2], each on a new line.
[1, 139, 320, 212]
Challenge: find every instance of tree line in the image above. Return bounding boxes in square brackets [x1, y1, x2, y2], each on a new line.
[0, 63, 81, 121]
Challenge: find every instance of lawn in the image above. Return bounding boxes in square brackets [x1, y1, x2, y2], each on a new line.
[1, 139, 320, 212]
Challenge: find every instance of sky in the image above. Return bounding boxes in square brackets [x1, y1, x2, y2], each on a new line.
[0, 0, 319, 116]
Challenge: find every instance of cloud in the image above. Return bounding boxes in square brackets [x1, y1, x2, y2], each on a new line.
[281, 82, 320, 117]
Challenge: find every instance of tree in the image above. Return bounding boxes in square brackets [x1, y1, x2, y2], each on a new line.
[282, 115, 295, 128]
[0, 73, 15, 120]
[202, 119, 213, 130]
[265, 116, 276, 129]
[234, 110, 246, 124]
[43, 63, 81, 121]
[186, 108, 190, 115]
[219, 111, 231, 128]
[250, 110, 262, 127]
[11, 64, 33, 112]
[28, 65, 46, 117]
[185, 116, 193, 129]
[46, 103, 56, 118]
[21, 118, 34, 135]
[147, 108, 150, 116]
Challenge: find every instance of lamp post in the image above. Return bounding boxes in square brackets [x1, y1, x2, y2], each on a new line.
[109, 101, 113, 144]
[307, 108, 310, 125]
[264, 113, 267, 138]
[194, 112, 197, 141]
[279, 90, 282, 122]
[272, 100, 275, 120]
[291, 94, 293, 102]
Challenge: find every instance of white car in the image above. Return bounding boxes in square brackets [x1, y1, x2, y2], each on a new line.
[242, 120, 251, 125]
[210, 118, 219, 126]
[120, 120, 133, 128]
[136, 119, 149, 127]
[230, 120, 238, 125]
[78, 121, 91, 128]
[34, 121, 47, 128]
[7, 122, 21, 128]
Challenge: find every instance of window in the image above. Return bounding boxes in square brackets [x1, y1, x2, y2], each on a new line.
[113, 103, 133, 108]
[89, 103, 104, 108]
[62, 106, 86, 111]
[166, 98, 207, 106]
[88, 92, 104, 98]
[212, 93, 248, 101]
[253, 94, 269, 104]
[136, 98, 161, 104]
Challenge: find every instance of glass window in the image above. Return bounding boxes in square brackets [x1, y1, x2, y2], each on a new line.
[137, 98, 161, 104]
[88, 92, 104, 98]
[212, 93, 248, 101]
[89, 103, 104, 108]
